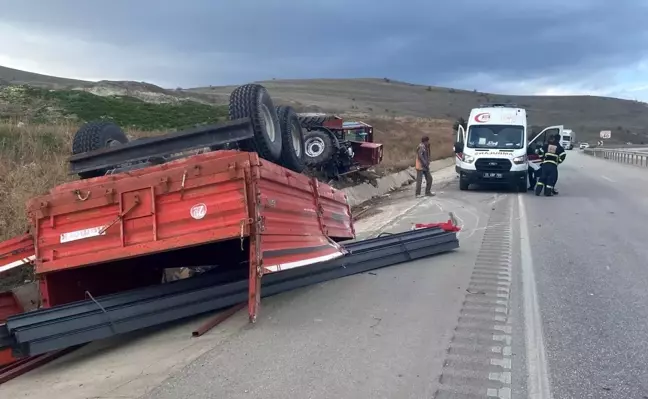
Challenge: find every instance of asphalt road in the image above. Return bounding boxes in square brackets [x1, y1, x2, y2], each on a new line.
[523, 150, 648, 399]
[144, 151, 648, 399]
[4, 151, 647, 399]
[142, 175, 511, 399]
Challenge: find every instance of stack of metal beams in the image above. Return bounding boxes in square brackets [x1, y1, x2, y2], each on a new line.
[0, 227, 458, 357]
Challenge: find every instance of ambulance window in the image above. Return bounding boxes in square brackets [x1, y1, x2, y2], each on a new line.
[467, 125, 524, 149]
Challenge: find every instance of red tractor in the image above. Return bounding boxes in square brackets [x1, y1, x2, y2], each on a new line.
[297, 113, 383, 179]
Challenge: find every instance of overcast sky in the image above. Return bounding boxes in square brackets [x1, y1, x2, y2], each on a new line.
[1, 0, 648, 100]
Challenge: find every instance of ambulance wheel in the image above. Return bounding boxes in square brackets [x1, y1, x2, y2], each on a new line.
[459, 180, 469, 191]
[517, 180, 528, 193]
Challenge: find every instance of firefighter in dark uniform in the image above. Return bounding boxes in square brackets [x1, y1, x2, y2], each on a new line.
[534, 134, 565, 196]
[552, 134, 567, 195]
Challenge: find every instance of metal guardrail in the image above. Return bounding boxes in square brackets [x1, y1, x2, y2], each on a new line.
[582, 148, 648, 167]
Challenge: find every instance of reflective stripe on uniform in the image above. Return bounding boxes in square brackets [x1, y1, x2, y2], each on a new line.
[542, 160, 558, 165]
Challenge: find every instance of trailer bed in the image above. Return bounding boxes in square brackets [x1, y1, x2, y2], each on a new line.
[25, 150, 354, 312]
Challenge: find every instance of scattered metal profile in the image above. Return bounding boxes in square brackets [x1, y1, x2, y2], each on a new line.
[3, 227, 458, 357]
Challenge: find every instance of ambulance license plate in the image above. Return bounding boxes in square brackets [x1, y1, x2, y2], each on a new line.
[483, 172, 502, 178]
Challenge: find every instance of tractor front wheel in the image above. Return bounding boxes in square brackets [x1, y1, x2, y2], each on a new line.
[303, 129, 335, 167]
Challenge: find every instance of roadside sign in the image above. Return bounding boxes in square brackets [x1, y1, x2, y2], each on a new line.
[600, 130, 611, 139]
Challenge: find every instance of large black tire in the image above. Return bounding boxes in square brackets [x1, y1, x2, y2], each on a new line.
[297, 113, 338, 129]
[72, 121, 129, 179]
[459, 179, 469, 191]
[275, 106, 305, 173]
[72, 121, 128, 154]
[229, 84, 282, 162]
[303, 129, 336, 167]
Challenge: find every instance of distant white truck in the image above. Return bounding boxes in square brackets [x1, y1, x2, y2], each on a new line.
[453, 103, 563, 192]
[560, 129, 576, 150]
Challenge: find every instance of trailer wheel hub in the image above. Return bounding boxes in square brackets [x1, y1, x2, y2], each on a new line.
[260, 104, 276, 142]
[291, 120, 302, 157]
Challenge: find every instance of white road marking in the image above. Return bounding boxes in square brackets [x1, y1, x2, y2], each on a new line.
[601, 175, 615, 182]
[518, 195, 553, 399]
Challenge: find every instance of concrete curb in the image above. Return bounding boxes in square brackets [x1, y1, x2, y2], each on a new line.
[343, 157, 455, 207]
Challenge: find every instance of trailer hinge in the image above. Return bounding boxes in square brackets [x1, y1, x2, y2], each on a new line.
[192, 164, 201, 176]
[105, 188, 116, 203]
[159, 176, 170, 193]
[239, 218, 253, 250]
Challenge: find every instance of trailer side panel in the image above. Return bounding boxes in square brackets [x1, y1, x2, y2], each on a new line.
[28, 151, 252, 274]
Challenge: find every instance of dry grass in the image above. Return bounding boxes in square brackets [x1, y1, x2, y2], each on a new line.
[367, 116, 455, 172]
[0, 123, 73, 240]
[0, 117, 454, 241]
[0, 122, 155, 241]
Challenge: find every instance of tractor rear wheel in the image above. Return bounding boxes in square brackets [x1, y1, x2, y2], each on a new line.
[276, 105, 305, 173]
[229, 84, 282, 162]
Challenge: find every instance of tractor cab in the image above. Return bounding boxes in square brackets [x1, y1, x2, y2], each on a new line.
[342, 121, 372, 142]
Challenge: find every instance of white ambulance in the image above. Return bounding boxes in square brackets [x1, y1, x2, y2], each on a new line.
[453, 104, 563, 192]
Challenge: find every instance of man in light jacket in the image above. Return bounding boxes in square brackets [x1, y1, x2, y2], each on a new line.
[415, 136, 435, 197]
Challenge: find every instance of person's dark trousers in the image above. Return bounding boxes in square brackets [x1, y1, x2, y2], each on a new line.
[415, 169, 432, 196]
[553, 168, 559, 194]
[540, 163, 558, 196]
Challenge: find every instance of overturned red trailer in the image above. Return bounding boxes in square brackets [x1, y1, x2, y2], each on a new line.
[0, 83, 459, 372]
[28, 149, 354, 320]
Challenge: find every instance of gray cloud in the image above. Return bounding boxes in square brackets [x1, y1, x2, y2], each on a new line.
[1, 0, 647, 94]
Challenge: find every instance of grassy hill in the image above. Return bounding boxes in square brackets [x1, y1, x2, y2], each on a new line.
[0, 65, 89, 88]
[2, 65, 646, 143]
[0, 85, 228, 130]
[189, 78, 648, 144]
[0, 64, 647, 242]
